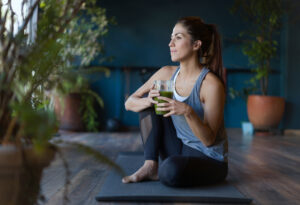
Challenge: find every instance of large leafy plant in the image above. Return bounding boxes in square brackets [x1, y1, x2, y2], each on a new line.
[0, 1, 122, 203]
[51, 1, 113, 132]
[231, 0, 284, 96]
[0, 0, 112, 144]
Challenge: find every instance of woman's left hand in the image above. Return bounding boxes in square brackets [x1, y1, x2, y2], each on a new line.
[156, 96, 191, 117]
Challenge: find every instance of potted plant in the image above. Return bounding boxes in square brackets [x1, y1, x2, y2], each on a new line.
[53, 66, 110, 132]
[231, 0, 286, 132]
[50, 5, 114, 132]
[0, 0, 120, 204]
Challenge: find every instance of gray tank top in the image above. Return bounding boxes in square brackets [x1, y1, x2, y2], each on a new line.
[170, 67, 228, 162]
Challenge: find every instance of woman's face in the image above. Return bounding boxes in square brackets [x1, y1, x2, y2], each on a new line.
[169, 23, 198, 62]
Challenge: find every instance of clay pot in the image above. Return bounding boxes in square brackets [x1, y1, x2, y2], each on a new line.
[0, 145, 56, 205]
[247, 95, 285, 130]
[54, 93, 85, 131]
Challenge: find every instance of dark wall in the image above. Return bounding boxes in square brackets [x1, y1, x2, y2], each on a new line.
[100, 0, 248, 68]
[282, 3, 300, 129]
[91, 0, 295, 129]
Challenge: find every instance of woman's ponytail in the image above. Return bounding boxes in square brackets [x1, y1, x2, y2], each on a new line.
[205, 24, 223, 84]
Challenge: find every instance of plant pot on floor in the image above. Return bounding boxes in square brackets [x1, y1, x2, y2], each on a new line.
[0, 145, 56, 205]
[54, 93, 85, 131]
[247, 95, 285, 131]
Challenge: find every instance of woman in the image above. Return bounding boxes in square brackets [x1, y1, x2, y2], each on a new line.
[122, 16, 228, 187]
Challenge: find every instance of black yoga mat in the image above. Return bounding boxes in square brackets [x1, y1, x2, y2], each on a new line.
[96, 153, 252, 204]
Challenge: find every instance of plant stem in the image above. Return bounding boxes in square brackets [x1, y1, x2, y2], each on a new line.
[2, 116, 17, 144]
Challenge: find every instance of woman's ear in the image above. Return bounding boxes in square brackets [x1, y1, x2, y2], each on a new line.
[193, 40, 202, 51]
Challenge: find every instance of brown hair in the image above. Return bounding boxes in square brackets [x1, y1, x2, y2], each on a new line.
[177, 16, 224, 83]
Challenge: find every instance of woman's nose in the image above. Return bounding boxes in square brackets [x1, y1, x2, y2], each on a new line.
[169, 39, 174, 47]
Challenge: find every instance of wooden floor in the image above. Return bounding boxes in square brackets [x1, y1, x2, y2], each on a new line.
[41, 129, 300, 205]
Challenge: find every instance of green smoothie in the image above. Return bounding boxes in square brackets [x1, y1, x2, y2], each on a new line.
[154, 91, 173, 115]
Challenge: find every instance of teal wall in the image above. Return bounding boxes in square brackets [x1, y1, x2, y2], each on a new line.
[91, 0, 298, 129]
[282, 3, 300, 129]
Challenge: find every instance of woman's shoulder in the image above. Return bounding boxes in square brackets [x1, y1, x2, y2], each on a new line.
[202, 71, 225, 94]
[160, 65, 178, 73]
[199, 71, 225, 103]
[156, 65, 178, 79]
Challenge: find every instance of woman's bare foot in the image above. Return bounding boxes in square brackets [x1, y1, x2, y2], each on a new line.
[122, 160, 159, 183]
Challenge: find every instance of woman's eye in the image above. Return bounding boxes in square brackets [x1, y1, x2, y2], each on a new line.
[170, 36, 181, 40]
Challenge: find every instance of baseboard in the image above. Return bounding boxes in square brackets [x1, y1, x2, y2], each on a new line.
[284, 129, 300, 136]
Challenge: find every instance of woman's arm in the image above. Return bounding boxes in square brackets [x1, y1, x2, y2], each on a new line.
[125, 66, 176, 112]
[124, 86, 156, 112]
[156, 73, 225, 147]
[185, 74, 225, 146]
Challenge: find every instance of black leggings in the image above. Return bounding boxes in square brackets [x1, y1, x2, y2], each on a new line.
[139, 107, 228, 187]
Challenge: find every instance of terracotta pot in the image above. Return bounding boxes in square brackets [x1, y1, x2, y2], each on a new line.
[247, 95, 285, 130]
[54, 93, 85, 131]
[0, 145, 56, 205]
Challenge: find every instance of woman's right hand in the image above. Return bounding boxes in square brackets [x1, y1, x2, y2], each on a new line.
[147, 84, 160, 107]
